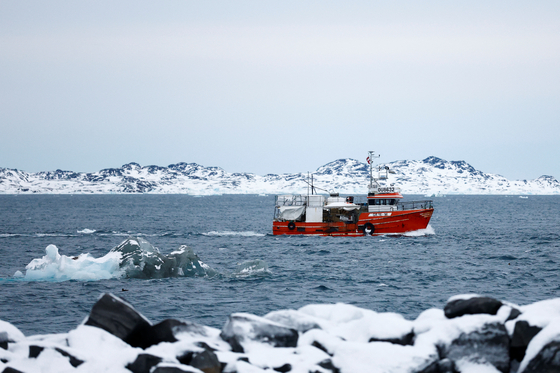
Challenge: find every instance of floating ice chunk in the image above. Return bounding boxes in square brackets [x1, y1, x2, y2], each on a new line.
[21, 245, 122, 281]
[112, 237, 216, 279]
[16, 237, 217, 282]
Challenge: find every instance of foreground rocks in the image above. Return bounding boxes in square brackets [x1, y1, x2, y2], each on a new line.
[2, 294, 560, 373]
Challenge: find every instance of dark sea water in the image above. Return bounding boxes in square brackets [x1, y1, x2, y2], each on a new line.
[0, 194, 559, 336]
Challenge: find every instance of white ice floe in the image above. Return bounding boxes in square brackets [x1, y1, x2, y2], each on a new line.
[77, 229, 96, 234]
[21, 245, 122, 281]
[13, 237, 217, 281]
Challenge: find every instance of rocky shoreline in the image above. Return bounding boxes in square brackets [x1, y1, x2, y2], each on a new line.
[1, 294, 560, 373]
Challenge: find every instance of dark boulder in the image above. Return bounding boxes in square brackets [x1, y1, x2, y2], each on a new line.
[130, 318, 213, 350]
[436, 358, 457, 373]
[415, 358, 457, 373]
[28, 345, 83, 367]
[263, 310, 322, 333]
[369, 331, 415, 346]
[130, 319, 182, 349]
[311, 340, 332, 356]
[55, 348, 84, 368]
[152, 366, 196, 373]
[0, 322, 24, 349]
[84, 293, 152, 346]
[220, 313, 298, 353]
[0, 332, 9, 350]
[510, 320, 542, 361]
[521, 340, 560, 373]
[413, 360, 438, 373]
[177, 344, 221, 373]
[273, 363, 292, 372]
[315, 359, 340, 373]
[444, 297, 503, 319]
[2, 368, 25, 373]
[28, 345, 44, 358]
[439, 322, 510, 373]
[507, 307, 522, 321]
[126, 353, 163, 373]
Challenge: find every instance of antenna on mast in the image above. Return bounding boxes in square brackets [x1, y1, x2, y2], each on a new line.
[311, 174, 315, 195]
[367, 151, 380, 191]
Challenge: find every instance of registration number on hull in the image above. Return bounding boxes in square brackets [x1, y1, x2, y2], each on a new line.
[368, 213, 391, 217]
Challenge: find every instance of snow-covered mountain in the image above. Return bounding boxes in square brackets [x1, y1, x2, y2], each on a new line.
[0, 157, 559, 195]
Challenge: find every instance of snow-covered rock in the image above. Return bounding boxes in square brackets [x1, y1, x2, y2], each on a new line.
[3, 294, 560, 372]
[1, 157, 559, 195]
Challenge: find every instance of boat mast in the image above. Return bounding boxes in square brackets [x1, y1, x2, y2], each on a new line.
[367, 151, 380, 194]
[307, 172, 310, 198]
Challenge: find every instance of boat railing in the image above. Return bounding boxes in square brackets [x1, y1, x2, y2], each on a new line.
[275, 195, 307, 207]
[396, 200, 433, 210]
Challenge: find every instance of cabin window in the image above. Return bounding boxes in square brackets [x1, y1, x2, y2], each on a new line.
[368, 199, 396, 206]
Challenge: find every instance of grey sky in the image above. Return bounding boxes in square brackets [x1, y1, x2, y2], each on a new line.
[1, 1, 559, 180]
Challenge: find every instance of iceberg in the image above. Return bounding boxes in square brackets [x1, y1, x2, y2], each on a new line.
[15, 237, 216, 281]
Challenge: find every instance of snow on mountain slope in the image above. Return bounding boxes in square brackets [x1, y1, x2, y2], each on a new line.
[0, 157, 558, 195]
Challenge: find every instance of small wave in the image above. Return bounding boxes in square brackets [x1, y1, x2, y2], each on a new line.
[203, 231, 265, 237]
[403, 225, 436, 237]
[77, 228, 96, 234]
[233, 259, 270, 277]
[35, 233, 73, 237]
[488, 255, 517, 261]
[313, 285, 332, 291]
[96, 231, 131, 237]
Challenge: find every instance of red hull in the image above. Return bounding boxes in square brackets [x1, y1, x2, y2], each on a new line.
[273, 208, 433, 236]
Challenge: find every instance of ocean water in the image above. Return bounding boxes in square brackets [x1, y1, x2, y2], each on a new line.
[0, 194, 559, 336]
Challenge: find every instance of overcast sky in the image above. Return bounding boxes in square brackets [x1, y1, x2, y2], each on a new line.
[1, 1, 559, 180]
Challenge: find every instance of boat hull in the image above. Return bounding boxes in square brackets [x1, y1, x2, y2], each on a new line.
[272, 208, 433, 236]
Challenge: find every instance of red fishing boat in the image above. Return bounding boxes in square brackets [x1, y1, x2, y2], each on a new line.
[272, 151, 434, 236]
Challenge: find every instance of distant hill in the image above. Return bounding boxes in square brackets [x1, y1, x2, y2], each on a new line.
[1, 157, 559, 195]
